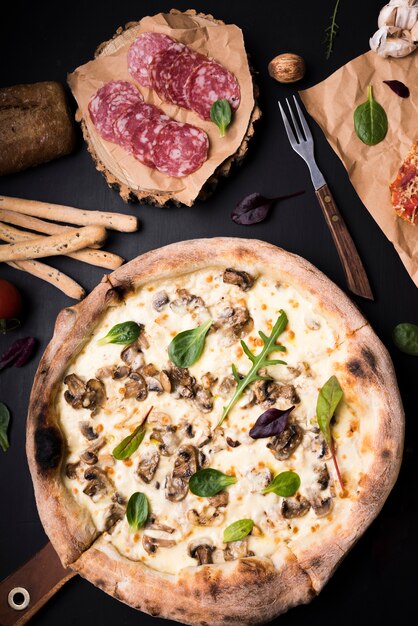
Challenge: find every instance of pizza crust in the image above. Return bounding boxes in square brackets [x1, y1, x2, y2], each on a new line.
[26, 238, 404, 623]
[285, 324, 404, 591]
[73, 538, 314, 625]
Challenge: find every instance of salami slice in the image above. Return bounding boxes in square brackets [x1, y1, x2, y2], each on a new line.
[150, 44, 185, 101]
[89, 81, 142, 142]
[131, 114, 170, 168]
[88, 81, 125, 122]
[153, 121, 209, 178]
[128, 33, 175, 87]
[186, 60, 241, 120]
[113, 102, 162, 148]
[166, 50, 206, 107]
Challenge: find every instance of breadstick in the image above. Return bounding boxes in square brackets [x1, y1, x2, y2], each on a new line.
[0, 225, 106, 263]
[0, 221, 124, 270]
[8, 260, 85, 300]
[0, 209, 101, 249]
[0, 195, 138, 232]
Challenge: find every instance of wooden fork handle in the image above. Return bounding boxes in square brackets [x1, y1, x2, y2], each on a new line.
[315, 184, 373, 300]
[0, 542, 76, 626]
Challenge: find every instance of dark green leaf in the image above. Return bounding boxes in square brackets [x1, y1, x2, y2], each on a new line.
[316, 376, 345, 493]
[0, 402, 10, 452]
[189, 468, 237, 497]
[168, 319, 212, 368]
[126, 492, 149, 530]
[316, 375, 343, 445]
[210, 99, 232, 137]
[354, 85, 388, 146]
[223, 519, 254, 543]
[112, 406, 152, 460]
[218, 311, 288, 426]
[98, 321, 141, 346]
[113, 426, 146, 460]
[262, 471, 300, 497]
[393, 323, 418, 356]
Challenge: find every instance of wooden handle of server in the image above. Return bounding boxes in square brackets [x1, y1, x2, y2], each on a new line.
[315, 184, 373, 300]
[0, 542, 76, 626]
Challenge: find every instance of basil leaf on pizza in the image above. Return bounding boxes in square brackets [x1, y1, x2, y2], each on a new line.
[0, 401, 10, 452]
[168, 319, 212, 367]
[223, 519, 254, 543]
[98, 321, 142, 346]
[113, 424, 146, 460]
[113, 406, 153, 460]
[126, 492, 149, 530]
[218, 310, 288, 425]
[317, 375, 343, 439]
[262, 471, 301, 497]
[316, 375, 345, 491]
[189, 468, 237, 497]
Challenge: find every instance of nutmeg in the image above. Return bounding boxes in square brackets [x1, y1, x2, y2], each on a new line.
[268, 53, 306, 84]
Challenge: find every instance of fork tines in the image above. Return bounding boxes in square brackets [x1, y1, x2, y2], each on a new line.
[278, 96, 313, 148]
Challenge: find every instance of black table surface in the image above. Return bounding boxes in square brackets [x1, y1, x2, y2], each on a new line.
[0, 1, 417, 624]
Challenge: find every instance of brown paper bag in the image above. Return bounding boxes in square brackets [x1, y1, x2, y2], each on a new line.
[300, 50, 418, 287]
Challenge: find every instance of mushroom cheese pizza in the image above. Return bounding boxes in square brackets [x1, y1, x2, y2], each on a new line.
[27, 239, 404, 625]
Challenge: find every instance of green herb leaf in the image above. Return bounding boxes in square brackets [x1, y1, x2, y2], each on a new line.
[262, 471, 300, 497]
[316, 375, 345, 492]
[113, 426, 146, 460]
[210, 99, 232, 137]
[324, 0, 341, 60]
[316, 375, 343, 445]
[126, 492, 149, 530]
[0, 402, 10, 452]
[393, 323, 418, 356]
[354, 85, 388, 146]
[189, 468, 237, 497]
[168, 319, 212, 368]
[218, 311, 288, 426]
[98, 321, 141, 346]
[113, 406, 152, 460]
[223, 519, 254, 543]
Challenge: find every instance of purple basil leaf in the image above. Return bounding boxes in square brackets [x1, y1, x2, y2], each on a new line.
[0, 337, 36, 371]
[383, 80, 410, 98]
[13, 337, 36, 367]
[232, 191, 305, 226]
[249, 406, 295, 439]
[232, 193, 272, 225]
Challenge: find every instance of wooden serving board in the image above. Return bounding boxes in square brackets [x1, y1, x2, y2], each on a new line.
[0, 543, 75, 626]
[71, 9, 261, 207]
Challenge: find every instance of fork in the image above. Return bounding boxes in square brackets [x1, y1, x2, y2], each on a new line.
[279, 96, 373, 301]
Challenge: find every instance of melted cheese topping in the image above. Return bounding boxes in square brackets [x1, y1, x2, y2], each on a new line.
[390, 141, 418, 224]
[56, 267, 375, 575]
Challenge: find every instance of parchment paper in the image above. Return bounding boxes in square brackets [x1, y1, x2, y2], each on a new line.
[68, 12, 255, 206]
[300, 50, 418, 287]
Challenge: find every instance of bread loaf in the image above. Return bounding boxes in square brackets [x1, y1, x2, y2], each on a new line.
[0, 81, 76, 175]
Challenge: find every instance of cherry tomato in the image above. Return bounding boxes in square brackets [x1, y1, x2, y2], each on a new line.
[0, 279, 23, 319]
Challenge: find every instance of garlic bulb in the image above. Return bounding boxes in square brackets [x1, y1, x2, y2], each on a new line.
[378, 0, 418, 30]
[370, 25, 417, 57]
[370, 0, 418, 57]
